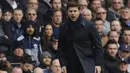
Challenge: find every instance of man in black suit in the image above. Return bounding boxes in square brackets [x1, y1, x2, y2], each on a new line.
[59, 1, 103, 73]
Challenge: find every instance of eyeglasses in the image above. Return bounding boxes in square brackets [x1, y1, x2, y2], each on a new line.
[113, 2, 122, 4]
[28, 13, 36, 16]
[97, 12, 106, 15]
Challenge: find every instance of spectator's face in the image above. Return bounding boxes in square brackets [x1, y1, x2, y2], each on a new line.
[26, 25, 35, 36]
[52, 11, 62, 25]
[22, 63, 34, 71]
[119, 62, 128, 72]
[112, 0, 123, 10]
[108, 31, 119, 42]
[96, 8, 106, 21]
[51, 59, 61, 73]
[26, 9, 37, 21]
[44, 25, 53, 37]
[91, 0, 102, 12]
[13, 10, 23, 23]
[110, 21, 122, 32]
[52, 0, 62, 10]
[0, 53, 7, 62]
[78, 0, 88, 10]
[67, 7, 80, 21]
[27, 0, 38, 10]
[95, 20, 104, 33]
[2, 12, 12, 22]
[121, 8, 130, 20]
[43, 56, 51, 66]
[14, 48, 24, 57]
[123, 30, 130, 44]
[107, 44, 118, 57]
[81, 9, 92, 20]
[119, 51, 130, 59]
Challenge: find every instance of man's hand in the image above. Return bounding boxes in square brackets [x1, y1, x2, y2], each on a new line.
[62, 66, 67, 73]
[95, 66, 101, 73]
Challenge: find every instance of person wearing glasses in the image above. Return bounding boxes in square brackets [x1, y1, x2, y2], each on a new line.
[96, 7, 110, 35]
[107, 0, 124, 22]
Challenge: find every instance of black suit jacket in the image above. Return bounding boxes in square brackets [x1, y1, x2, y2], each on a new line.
[59, 15, 104, 73]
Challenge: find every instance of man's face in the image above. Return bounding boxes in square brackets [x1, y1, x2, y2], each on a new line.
[109, 31, 119, 42]
[52, 0, 61, 10]
[82, 9, 92, 20]
[43, 56, 51, 66]
[51, 59, 61, 73]
[107, 44, 118, 57]
[96, 8, 106, 21]
[14, 48, 24, 57]
[13, 10, 23, 23]
[67, 7, 80, 21]
[52, 11, 62, 24]
[112, 0, 123, 10]
[27, 0, 38, 10]
[22, 63, 34, 71]
[91, 0, 102, 11]
[119, 62, 128, 71]
[26, 9, 37, 21]
[121, 8, 130, 20]
[123, 30, 130, 44]
[119, 50, 130, 59]
[110, 21, 121, 32]
[2, 11, 12, 22]
[26, 25, 35, 36]
[95, 20, 104, 33]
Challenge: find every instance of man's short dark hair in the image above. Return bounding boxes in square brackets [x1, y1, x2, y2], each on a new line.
[67, 1, 80, 10]
[104, 39, 118, 49]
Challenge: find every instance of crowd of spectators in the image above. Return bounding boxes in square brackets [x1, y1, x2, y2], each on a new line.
[0, 0, 130, 73]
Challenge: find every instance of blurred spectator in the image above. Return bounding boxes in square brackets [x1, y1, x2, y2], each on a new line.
[78, 0, 89, 11]
[2, 10, 12, 22]
[51, 10, 62, 40]
[110, 20, 122, 33]
[94, 18, 108, 47]
[120, 7, 130, 30]
[107, 0, 124, 22]
[118, 44, 130, 62]
[122, 28, 130, 45]
[81, 8, 92, 21]
[96, 7, 110, 35]
[26, 8, 42, 36]
[21, 57, 35, 73]
[104, 40, 121, 73]
[41, 24, 53, 51]
[17, 20, 40, 65]
[10, 8, 24, 42]
[33, 67, 44, 73]
[108, 31, 120, 44]
[43, 0, 66, 23]
[12, 67, 23, 73]
[118, 61, 129, 73]
[90, 0, 102, 19]
[39, 51, 52, 69]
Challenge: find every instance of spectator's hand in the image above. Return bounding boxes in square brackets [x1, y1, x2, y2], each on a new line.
[95, 66, 101, 73]
[62, 66, 67, 73]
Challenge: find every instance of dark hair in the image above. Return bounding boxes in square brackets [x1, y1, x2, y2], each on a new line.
[52, 9, 62, 17]
[93, 18, 103, 22]
[13, 8, 23, 14]
[67, 1, 80, 10]
[104, 39, 118, 49]
[123, 27, 130, 34]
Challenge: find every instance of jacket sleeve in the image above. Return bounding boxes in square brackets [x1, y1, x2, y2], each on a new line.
[89, 22, 104, 66]
[58, 23, 67, 67]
